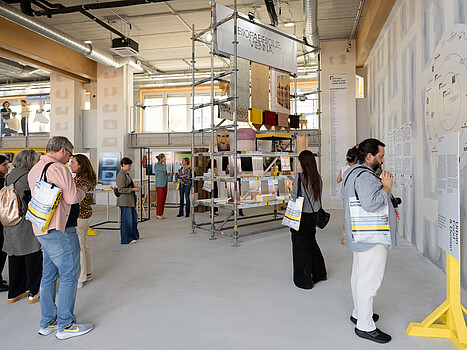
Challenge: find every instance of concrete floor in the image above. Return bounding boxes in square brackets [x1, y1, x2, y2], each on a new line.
[0, 206, 458, 349]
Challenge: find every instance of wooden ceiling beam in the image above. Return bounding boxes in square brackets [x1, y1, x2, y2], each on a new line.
[0, 17, 97, 82]
[356, 0, 396, 68]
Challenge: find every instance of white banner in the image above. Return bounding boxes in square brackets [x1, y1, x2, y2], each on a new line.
[437, 131, 460, 260]
[214, 4, 297, 74]
[329, 74, 349, 200]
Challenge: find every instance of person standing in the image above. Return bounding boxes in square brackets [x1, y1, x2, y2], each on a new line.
[289, 150, 327, 289]
[3, 150, 42, 304]
[341, 138, 396, 344]
[116, 157, 141, 244]
[20, 100, 31, 136]
[177, 157, 191, 218]
[28, 136, 93, 339]
[155, 153, 172, 219]
[69, 154, 96, 288]
[1, 101, 12, 137]
[0, 155, 9, 292]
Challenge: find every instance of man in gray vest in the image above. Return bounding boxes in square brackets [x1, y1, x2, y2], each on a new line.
[341, 138, 397, 344]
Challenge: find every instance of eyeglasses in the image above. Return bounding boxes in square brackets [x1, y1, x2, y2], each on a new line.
[65, 149, 73, 158]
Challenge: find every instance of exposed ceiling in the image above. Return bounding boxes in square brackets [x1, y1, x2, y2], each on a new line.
[0, 0, 366, 87]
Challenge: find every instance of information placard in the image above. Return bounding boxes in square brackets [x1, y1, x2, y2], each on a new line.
[437, 131, 460, 260]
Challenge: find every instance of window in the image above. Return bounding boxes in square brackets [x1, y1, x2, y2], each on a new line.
[296, 89, 319, 129]
[143, 95, 164, 132]
[167, 95, 188, 132]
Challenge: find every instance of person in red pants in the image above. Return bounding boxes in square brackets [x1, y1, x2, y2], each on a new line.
[155, 153, 172, 219]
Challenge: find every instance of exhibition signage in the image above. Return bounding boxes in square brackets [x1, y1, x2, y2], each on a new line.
[214, 4, 297, 74]
[437, 131, 460, 261]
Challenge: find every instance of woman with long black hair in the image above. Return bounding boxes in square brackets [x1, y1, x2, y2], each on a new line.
[289, 150, 327, 289]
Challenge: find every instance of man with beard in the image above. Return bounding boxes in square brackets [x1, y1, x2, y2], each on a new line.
[341, 138, 397, 344]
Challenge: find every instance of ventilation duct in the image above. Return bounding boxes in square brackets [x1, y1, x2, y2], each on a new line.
[303, 0, 319, 48]
[0, 57, 42, 76]
[0, 1, 120, 68]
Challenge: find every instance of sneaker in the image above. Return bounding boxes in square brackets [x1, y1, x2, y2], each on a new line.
[86, 274, 93, 282]
[77, 282, 84, 289]
[129, 240, 137, 244]
[7, 290, 29, 303]
[38, 317, 58, 336]
[55, 321, 93, 340]
[355, 327, 391, 344]
[177, 214, 183, 217]
[28, 292, 40, 304]
[0, 281, 8, 292]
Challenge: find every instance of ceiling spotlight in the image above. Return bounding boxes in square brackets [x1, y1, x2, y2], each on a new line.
[346, 42, 352, 53]
[135, 101, 146, 110]
[84, 40, 93, 44]
[248, 11, 255, 21]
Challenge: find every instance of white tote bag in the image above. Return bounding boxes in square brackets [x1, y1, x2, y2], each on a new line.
[282, 196, 304, 231]
[282, 174, 304, 231]
[349, 197, 391, 245]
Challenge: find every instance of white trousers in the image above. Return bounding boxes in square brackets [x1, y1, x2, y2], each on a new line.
[77, 218, 93, 283]
[351, 244, 387, 331]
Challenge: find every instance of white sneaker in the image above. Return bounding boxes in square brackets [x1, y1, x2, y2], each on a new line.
[77, 282, 84, 289]
[38, 317, 58, 336]
[86, 274, 93, 282]
[55, 321, 93, 340]
[28, 292, 40, 304]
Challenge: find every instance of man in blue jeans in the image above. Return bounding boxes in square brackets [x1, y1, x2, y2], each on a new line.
[28, 136, 94, 339]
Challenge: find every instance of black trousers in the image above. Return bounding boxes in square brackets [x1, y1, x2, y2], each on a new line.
[8, 250, 43, 298]
[290, 212, 327, 289]
[21, 117, 27, 136]
[0, 227, 6, 281]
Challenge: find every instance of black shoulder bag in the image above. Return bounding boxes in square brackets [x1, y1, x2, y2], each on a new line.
[300, 174, 330, 229]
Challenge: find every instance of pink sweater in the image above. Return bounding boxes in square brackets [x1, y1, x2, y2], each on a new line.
[28, 154, 86, 236]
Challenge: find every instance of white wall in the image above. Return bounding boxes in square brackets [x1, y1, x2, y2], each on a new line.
[321, 40, 357, 209]
[365, 0, 467, 281]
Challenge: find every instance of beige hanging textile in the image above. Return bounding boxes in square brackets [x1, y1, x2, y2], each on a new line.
[230, 57, 250, 122]
[251, 62, 269, 110]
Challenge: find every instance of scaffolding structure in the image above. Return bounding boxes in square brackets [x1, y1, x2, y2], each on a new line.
[190, 0, 321, 246]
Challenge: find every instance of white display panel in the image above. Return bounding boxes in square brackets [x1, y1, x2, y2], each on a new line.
[437, 131, 460, 260]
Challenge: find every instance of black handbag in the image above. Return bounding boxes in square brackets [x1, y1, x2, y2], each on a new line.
[300, 174, 331, 229]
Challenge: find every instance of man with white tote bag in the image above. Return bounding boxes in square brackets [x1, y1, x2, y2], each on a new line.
[341, 138, 397, 344]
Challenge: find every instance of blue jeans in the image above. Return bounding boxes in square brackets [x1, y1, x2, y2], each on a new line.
[120, 207, 140, 244]
[178, 183, 191, 216]
[36, 227, 81, 331]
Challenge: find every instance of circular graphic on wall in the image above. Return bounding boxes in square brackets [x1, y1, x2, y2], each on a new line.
[425, 24, 467, 152]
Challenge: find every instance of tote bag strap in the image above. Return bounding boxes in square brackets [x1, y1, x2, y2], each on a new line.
[40, 162, 55, 183]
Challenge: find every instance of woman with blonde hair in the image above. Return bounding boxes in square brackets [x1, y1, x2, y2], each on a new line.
[69, 154, 96, 288]
[3, 149, 42, 304]
[155, 153, 172, 219]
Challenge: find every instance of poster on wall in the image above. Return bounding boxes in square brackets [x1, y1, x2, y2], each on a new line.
[402, 122, 413, 187]
[437, 131, 460, 261]
[394, 127, 403, 184]
[329, 74, 349, 200]
[214, 3, 297, 73]
[98, 152, 121, 185]
[270, 69, 290, 114]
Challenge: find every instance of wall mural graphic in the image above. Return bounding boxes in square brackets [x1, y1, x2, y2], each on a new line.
[366, 0, 467, 283]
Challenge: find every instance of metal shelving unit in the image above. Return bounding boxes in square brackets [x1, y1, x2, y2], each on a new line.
[190, 0, 320, 246]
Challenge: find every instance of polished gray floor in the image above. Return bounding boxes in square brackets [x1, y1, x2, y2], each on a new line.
[0, 207, 457, 349]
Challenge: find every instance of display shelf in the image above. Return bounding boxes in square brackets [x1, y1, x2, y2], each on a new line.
[195, 198, 288, 210]
[190, 0, 321, 246]
[193, 150, 298, 157]
[194, 174, 295, 182]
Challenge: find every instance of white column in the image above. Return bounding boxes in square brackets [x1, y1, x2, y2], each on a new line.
[50, 73, 85, 151]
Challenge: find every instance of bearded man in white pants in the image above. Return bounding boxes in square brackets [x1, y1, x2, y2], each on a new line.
[341, 138, 397, 344]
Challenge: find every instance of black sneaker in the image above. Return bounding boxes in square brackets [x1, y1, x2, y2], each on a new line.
[0, 282, 8, 292]
[177, 214, 183, 217]
[355, 328, 391, 343]
[350, 313, 379, 325]
[185, 214, 189, 217]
